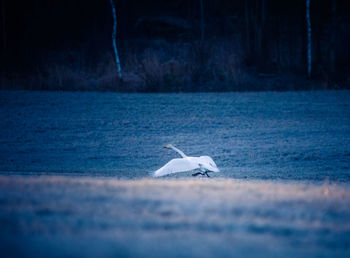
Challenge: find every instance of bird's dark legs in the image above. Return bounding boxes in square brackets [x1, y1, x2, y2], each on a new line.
[192, 171, 211, 177]
[192, 172, 204, 177]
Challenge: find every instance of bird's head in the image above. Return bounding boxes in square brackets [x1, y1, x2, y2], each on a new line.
[163, 144, 173, 149]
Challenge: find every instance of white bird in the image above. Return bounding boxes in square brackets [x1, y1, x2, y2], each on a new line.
[153, 144, 220, 177]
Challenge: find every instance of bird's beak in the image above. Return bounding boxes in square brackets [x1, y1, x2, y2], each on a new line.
[164, 145, 169, 148]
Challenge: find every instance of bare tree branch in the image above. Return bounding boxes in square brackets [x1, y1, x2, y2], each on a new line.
[109, 0, 122, 81]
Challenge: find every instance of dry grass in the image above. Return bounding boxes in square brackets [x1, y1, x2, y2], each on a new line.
[2, 39, 344, 92]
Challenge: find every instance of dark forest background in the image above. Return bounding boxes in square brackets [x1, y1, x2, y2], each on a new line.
[1, 0, 350, 92]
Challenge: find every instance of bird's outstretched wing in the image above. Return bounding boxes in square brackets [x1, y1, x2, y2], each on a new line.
[153, 158, 199, 177]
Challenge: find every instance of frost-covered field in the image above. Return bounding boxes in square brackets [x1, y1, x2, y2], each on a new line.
[1, 90, 349, 180]
[1, 176, 350, 258]
[0, 176, 350, 257]
[0, 90, 350, 257]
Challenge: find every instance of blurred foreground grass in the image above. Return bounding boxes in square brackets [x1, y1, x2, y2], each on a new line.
[0, 175, 349, 258]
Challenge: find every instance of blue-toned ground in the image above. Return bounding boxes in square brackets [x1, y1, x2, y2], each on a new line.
[0, 90, 349, 257]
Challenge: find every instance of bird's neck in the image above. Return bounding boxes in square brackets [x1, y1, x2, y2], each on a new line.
[170, 145, 187, 158]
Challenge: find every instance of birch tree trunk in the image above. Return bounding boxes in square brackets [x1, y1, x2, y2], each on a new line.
[306, 0, 312, 79]
[199, 0, 205, 41]
[109, 0, 123, 81]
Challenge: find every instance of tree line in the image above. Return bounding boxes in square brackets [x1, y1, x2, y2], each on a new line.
[1, 0, 349, 91]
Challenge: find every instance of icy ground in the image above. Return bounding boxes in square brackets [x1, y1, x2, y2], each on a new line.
[0, 90, 350, 257]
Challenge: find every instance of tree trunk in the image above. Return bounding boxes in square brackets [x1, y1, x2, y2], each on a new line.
[109, 0, 123, 81]
[1, 0, 6, 51]
[276, 15, 281, 71]
[244, 0, 265, 67]
[254, 0, 261, 56]
[244, 0, 251, 63]
[257, 0, 266, 67]
[329, 0, 337, 77]
[306, 0, 312, 79]
[199, 0, 205, 41]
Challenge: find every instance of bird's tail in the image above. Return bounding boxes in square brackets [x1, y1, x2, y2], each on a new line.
[149, 170, 160, 178]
